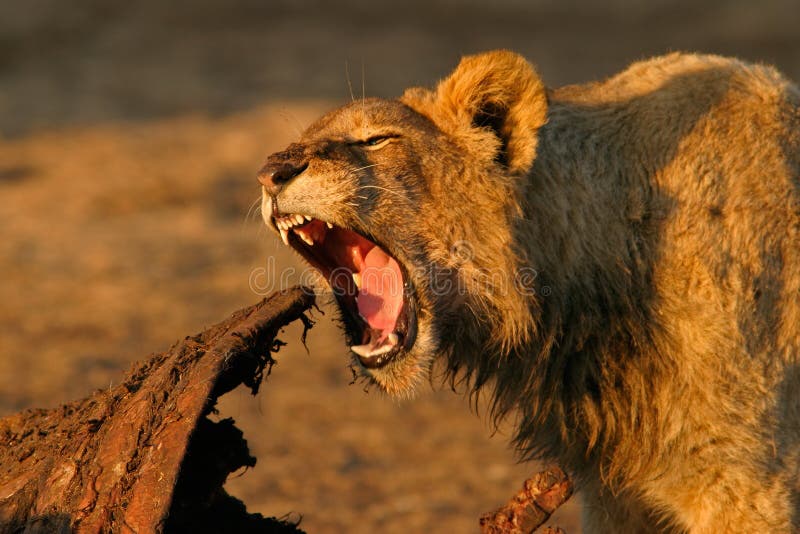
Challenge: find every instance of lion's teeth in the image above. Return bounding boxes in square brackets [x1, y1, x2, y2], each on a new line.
[279, 228, 290, 246]
[326, 222, 334, 229]
[350, 342, 394, 358]
[373, 343, 395, 356]
[275, 214, 316, 236]
[350, 344, 372, 358]
[296, 228, 314, 246]
[352, 272, 361, 289]
[387, 332, 399, 346]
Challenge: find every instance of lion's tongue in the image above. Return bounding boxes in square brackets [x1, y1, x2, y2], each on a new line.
[327, 230, 404, 358]
[356, 246, 403, 339]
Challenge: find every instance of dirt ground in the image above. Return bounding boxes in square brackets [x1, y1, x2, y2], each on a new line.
[1, 1, 797, 532]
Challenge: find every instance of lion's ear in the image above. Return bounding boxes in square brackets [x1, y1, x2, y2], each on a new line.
[404, 50, 548, 175]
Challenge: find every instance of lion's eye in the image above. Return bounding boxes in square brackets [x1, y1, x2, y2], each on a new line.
[359, 136, 393, 150]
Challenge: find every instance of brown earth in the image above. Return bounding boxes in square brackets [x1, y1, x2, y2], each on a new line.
[1, 1, 797, 532]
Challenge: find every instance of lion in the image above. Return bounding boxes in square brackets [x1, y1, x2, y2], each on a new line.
[257, 50, 800, 532]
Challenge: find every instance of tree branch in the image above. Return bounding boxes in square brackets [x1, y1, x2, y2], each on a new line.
[479, 466, 573, 534]
[0, 287, 316, 533]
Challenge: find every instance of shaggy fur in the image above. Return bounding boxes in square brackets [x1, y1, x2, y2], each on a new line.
[260, 51, 800, 532]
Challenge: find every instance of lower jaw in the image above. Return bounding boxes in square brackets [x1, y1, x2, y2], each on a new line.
[349, 323, 419, 371]
[355, 353, 400, 374]
[347, 328, 405, 370]
[352, 349, 432, 397]
[337, 296, 418, 370]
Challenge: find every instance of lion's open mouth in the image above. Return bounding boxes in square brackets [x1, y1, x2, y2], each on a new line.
[272, 213, 417, 369]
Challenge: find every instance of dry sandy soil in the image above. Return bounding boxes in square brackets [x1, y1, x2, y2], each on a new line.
[1, 1, 798, 532]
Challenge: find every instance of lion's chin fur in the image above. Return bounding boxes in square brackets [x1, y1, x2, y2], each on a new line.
[357, 353, 432, 399]
[355, 324, 439, 399]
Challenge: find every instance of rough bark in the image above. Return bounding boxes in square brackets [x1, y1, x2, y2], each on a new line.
[479, 466, 573, 534]
[0, 287, 315, 534]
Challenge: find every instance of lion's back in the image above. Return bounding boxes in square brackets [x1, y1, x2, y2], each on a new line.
[548, 54, 799, 341]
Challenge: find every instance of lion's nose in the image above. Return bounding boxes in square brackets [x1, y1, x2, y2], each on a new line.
[257, 161, 307, 196]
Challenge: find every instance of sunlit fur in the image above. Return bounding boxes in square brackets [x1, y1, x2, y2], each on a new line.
[261, 50, 800, 532]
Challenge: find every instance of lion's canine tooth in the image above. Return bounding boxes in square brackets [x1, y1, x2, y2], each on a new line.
[350, 344, 372, 358]
[326, 222, 334, 229]
[387, 332, 399, 346]
[279, 228, 290, 246]
[352, 272, 362, 289]
[372, 343, 394, 356]
[296, 229, 314, 246]
[350, 338, 396, 359]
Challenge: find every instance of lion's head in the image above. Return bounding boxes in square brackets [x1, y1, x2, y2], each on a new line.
[258, 51, 548, 395]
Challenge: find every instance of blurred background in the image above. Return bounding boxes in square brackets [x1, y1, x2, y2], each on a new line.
[1, 1, 797, 532]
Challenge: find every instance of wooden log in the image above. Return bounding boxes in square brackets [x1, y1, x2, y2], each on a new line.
[0, 287, 315, 533]
[479, 466, 573, 534]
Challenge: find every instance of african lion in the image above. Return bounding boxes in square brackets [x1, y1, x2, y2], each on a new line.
[257, 51, 800, 532]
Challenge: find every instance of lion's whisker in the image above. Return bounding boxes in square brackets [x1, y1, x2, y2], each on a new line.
[358, 184, 406, 198]
[244, 196, 262, 223]
[345, 61, 356, 104]
[278, 107, 305, 137]
[361, 62, 367, 139]
[352, 163, 380, 172]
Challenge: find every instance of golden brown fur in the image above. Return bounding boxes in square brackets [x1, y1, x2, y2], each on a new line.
[260, 51, 800, 532]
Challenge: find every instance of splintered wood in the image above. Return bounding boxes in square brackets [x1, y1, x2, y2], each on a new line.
[0, 288, 315, 534]
[479, 466, 573, 534]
